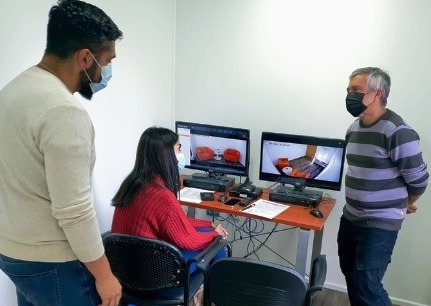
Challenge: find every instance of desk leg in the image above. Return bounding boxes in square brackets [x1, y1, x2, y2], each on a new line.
[186, 206, 196, 218]
[311, 225, 324, 264]
[296, 228, 310, 277]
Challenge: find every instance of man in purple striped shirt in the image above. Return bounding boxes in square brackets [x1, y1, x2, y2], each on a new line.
[337, 67, 429, 306]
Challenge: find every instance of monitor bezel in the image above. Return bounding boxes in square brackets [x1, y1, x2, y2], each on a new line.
[176, 121, 250, 177]
[259, 131, 346, 191]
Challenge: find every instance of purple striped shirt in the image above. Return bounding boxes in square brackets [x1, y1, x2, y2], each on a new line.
[343, 109, 429, 231]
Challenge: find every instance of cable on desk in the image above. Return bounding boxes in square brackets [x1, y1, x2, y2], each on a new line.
[320, 193, 333, 205]
[299, 193, 333, 212]
[268, 182, 279, 189]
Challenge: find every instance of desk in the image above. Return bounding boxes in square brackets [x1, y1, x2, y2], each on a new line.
[180, 185, 335, 277]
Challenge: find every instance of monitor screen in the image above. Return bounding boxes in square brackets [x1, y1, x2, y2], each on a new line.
[176, 121, 250, 177]
[259, 132, 346, 191]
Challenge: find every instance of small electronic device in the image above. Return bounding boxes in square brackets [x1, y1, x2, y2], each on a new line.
[224, 198, 240, 206]
[217, 194, 228, 203]
[238, 197, 254, 206]
[237, 182, 255, 193]
[229, 185, 263, 199]
[200, 192, 214, 201]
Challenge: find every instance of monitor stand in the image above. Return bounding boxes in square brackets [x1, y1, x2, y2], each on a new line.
[269, 184, 323, 207]
[183, 172, 235, 192]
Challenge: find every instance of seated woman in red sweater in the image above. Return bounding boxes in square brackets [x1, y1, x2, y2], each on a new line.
[111, 127, 228, 270]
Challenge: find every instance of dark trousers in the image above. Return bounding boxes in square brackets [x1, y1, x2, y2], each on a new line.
[0, 254, 100, 306]
[337, 216, 398, 306]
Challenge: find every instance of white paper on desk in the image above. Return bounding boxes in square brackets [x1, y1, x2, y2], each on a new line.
[179, 187, 214, 203]
[242, 199, 289, 219]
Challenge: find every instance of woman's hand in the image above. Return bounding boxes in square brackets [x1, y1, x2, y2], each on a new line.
[214, 224, 228, 239]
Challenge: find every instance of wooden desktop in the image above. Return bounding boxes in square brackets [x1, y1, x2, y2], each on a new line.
[179, 177, 336, 277]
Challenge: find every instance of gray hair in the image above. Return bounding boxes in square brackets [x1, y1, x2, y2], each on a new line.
[349, 67, 391, 106]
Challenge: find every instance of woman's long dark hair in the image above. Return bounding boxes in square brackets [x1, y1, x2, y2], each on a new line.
[111, 127, 180, 207]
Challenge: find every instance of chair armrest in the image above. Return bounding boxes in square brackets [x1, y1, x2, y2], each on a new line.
[194, 237, 231, 306]
[308, 270, 326, 294]
[190, 236, 230, 272]
[305, 255, 327, 306]
[310, 255, 327, 289]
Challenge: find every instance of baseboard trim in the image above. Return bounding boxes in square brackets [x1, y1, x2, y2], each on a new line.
[389, 297, 429, 306]
[323, 281, 347, 293]
[322, 282, 428, 306]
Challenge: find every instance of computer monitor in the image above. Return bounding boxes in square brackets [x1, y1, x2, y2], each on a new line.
[259, 132, 346, 192]
[176, 121, 250, 178]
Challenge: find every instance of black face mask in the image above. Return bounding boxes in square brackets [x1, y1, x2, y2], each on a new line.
[346, 92, 367, 117]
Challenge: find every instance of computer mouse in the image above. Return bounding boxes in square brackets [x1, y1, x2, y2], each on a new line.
[218, 195, 228, 203]
[310, 208, 323, 218]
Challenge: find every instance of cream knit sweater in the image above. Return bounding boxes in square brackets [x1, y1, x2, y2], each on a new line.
[0, 66, 104, 263]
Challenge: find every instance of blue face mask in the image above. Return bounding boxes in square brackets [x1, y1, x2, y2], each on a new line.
[90, 64, 112, 93]
[83, 52, 112, 94]
[176, 152, 186, 172]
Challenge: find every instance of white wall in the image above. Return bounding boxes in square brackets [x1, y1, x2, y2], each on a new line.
[0, 1, 174, 305]
[1, 1, 431, 305]
[175, 1, 431, 305]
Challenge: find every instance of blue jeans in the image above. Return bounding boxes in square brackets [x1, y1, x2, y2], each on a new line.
[0, 254, 100, 306]
[337, 216, 398, 306]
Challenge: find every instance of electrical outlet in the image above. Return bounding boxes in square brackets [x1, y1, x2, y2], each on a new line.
[206, 210, 219, 218]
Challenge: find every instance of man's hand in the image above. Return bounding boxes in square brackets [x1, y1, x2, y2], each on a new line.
[96, 273, 122, 306]
[84, 254, 122, 306]
[407, 194, 421, 214]
[407, 204, 418, 214]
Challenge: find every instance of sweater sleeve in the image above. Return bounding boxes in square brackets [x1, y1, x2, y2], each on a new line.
[37, 104, 104, 262]
[188, 217, 213, 229]
[388, 127, 429, 196]
[159, 192, 219, 250]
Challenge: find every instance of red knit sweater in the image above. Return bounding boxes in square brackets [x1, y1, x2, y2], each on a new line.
[111, 179, 218, 251]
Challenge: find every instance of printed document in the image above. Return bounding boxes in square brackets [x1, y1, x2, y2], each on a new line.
[179, 187, 214, 203]
[242, 199, 289, 219]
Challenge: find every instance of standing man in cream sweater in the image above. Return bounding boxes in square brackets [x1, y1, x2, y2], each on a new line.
[0, 1, 123, 305]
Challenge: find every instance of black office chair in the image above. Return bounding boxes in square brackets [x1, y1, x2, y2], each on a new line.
[102, 232, 231, 306]
[306, 254, 327, 306]
[204, 255, 327, 306]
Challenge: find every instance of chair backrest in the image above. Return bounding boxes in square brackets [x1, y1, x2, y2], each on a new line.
[206, 257, 307, 306]
[103, 232, 187, 295]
